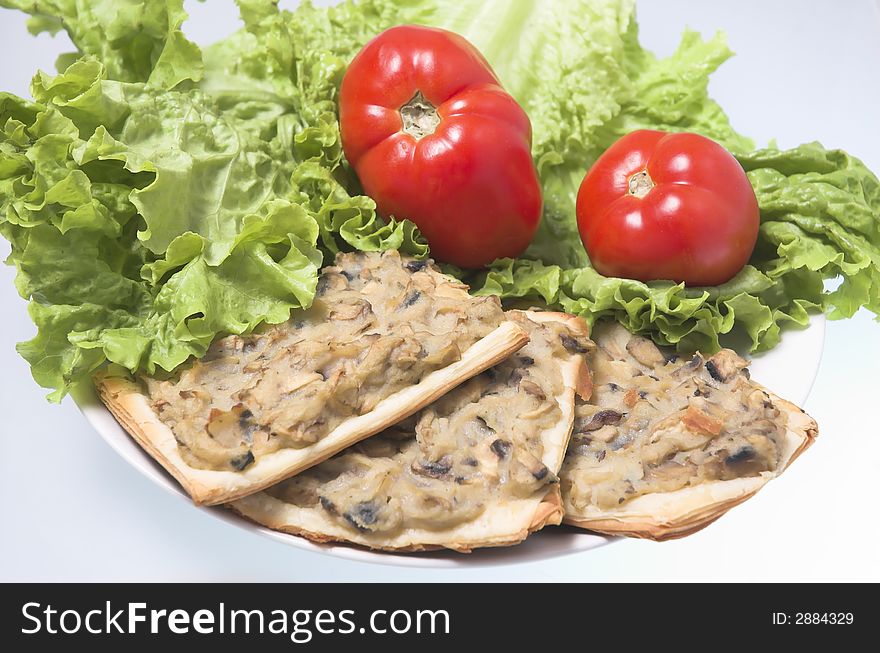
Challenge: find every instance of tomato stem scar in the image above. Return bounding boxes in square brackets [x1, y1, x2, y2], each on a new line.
[400, 91, 440, 140]
[628, 170, 654, 199]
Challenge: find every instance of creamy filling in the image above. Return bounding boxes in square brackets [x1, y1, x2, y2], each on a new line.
[144, 251, 506, 472]
[561, 323, 788, 512]
[266, 312, 592, 536]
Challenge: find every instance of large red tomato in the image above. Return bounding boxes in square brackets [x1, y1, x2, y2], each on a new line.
[576, 130, 760, 286]
[339, 25, 542, 269]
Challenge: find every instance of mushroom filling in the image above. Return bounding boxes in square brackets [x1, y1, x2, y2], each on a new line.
[265, 313, 590, 535]
[144, 251, 506, 472]
[560, 323, 789, 512]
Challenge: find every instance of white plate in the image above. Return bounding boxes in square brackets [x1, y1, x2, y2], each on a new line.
[72, 315, 825, 568]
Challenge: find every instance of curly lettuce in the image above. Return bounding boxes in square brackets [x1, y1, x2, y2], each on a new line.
[0, 0, 204, 89]
[1, 0, 878, 401]
[468, 139, 880, 353]
[0, 0, 425, 399]
[425, 0, 880, 353]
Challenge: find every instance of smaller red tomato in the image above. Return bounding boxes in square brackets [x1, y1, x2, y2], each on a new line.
[576, 130, 760, 286]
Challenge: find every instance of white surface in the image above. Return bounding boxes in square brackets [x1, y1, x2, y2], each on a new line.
[1, 0, 879, 581]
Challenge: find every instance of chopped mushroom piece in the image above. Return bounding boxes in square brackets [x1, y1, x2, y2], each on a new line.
[705, 349, 750, 383]
[574, 409, 624, 433]
[625, 335, 666, 368]
[411, 457, 453, 479]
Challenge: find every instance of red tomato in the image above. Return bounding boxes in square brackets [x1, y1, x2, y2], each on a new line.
[339, 25, 542, 269]
[576, 130, 759, 286]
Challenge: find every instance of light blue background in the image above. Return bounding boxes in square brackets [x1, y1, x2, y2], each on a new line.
[1, 0, 879, 581]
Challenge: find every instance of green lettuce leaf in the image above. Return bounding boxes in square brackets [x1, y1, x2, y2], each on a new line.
[0, 87, 325, 398]
[463, 139, 879, 354]
[741, 144, 880, 321]
[0, 0, 204, 89]
[0, 0, 425, 399]
[430, 0, 879, 352]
